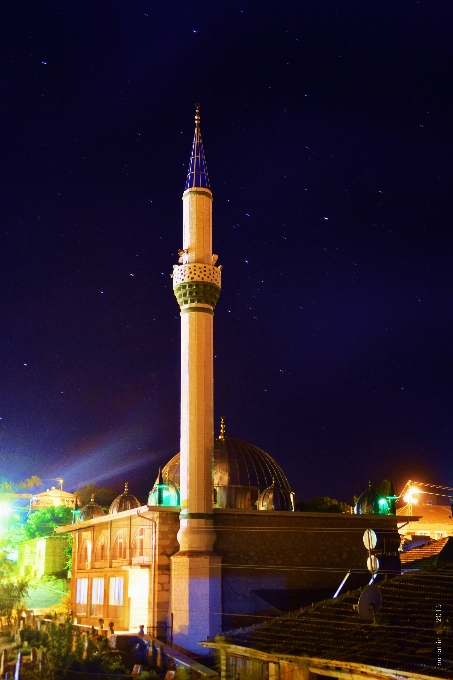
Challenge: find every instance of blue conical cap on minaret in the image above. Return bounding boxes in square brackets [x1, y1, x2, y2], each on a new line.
[185, 104, 210, 191]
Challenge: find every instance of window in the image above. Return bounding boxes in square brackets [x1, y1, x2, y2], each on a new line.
[76, 578, 88, 604]
[95, 536, 108, 563]
[132, 527, 145, 559]
[109, 577, 124, 606]
[113, 531, 126, 560]
[92, 578, 104, 605]
[137, 528, 144, 557]
[79, 539, 92, 569]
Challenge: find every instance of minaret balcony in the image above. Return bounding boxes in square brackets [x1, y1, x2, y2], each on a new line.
[172, 262, 221, 288]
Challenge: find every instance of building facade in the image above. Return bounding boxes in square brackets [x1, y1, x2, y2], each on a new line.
[17, 535, 68, 579]
[59, 501, 406, 638]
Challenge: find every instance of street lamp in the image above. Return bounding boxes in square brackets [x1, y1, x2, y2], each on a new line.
[402, 481, 421, 516]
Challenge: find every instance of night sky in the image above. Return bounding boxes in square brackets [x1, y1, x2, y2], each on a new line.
[1, 1, 452, 505]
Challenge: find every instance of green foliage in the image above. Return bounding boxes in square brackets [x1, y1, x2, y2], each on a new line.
[74, 483, 117, 507]
[139, 671, 160, 680]
[296, 496, 351, 513]
[62, 533, 73, 571]
[0, 576, 29, 624]
[23, 506, 73, 540]
[0, 537, 14, 578]
[97, 652, 128, 675]
[41, 619, 127, 679]
[0, 537, 30, 624]
[17, 476, 43, 490]
[0, 477, 42, 492]
[20, 627, 49, 648]
[42, 618, 79, 676]
[0, 480, 13, 492]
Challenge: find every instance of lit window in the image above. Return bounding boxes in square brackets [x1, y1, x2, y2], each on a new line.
[113, 531, 126, 560]
[79, 539, 92, 569]
[76, 578, 88, 604]
[138, 527, 145, 556]
[92, 578, 104, 605]
[95, 536, 107, 562]
[109, 577, 124, 606]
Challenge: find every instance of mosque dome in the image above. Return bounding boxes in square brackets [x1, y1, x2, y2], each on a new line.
[109, 482, 141, 514]
[161, 417, 293, 511]
[257, 481, 295, 511]
[355, 481, 381, 515]
[148, 468, 181, 507]
[77, 495, 104, 522]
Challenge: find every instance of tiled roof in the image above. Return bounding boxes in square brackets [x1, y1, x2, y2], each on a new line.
[401, 538, 451, 569]
[222, 569, 453, 678]
[398, 504, 453, 524]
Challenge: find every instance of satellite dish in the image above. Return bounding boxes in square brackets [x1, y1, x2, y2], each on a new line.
[366, 555, 379, 573]
[358, 584, 382, 621]
[363, 529, 377, 550]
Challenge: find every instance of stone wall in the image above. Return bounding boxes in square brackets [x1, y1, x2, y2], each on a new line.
[213, 509, 407, 621]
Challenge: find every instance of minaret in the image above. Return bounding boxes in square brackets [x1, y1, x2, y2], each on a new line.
[170, 105, 222, 652]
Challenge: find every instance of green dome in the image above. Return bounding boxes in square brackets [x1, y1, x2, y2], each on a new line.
[148, 468, 180, 507]
[355, 481, 381, 514]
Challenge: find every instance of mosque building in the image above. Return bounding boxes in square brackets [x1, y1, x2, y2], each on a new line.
[58, 107, 411, 655]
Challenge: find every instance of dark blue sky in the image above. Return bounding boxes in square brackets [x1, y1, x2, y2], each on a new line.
[1, 1, 452, 504]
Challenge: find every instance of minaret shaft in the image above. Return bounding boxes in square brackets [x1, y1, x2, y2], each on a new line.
[180, 310, 214, 517]
[183, 191, 212, 263]
[176, 186, 219, 546]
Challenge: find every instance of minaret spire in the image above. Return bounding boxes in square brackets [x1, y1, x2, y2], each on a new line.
[185, 103, 210, 190]
[170, 105, 222, 652]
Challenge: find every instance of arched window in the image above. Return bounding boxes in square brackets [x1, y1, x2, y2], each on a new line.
[94, 536, 108, 563]
[79, 539, 92, 569]
[131, 527, 147, 560]
[113, 530, 126, 560]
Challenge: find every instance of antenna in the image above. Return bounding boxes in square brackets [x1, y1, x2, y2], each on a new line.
[358, 584, 382, 621]
[44, 478, 64, 491]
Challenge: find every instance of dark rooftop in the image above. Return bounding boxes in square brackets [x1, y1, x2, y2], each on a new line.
[220, 569, 453, 678]
[401, 537, 453, 570]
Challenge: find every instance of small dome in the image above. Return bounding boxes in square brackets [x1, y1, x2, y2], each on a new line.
[109, 482, 140, 514]
[355, 481, 381, 514]
[148, 468, 180, 507]
[161, 417, 294, 511]
[257, 481, 294, 511]
[77, 495, 104, 522]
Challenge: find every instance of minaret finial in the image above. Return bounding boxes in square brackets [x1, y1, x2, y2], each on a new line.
[195, 103, 201, 128]
[219, 416, 226, 441]
[90, 494, 95, 503]
[124, 482, 129, 493]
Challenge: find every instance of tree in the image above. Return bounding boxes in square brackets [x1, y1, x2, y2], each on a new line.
[74, 483, 116, 507]
[0, 476, 42, 493]
[62, 533, 73, 571]
[17, 475, 42, 490]
[0, 538, 29, 628]
[296, 496, 351, 513]
[22, 506, 73, 540]
[41, 618, 126, 677]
